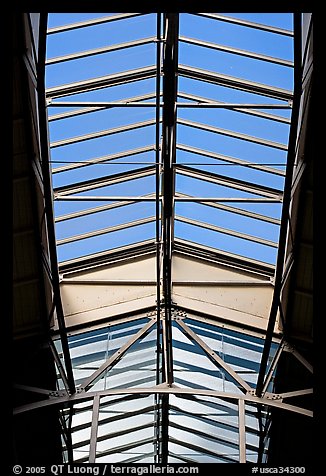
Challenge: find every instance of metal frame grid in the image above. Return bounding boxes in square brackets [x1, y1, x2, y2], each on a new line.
[13, 12, 313, 465]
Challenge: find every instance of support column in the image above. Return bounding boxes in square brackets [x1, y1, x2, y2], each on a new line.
[161, 12, 179, 387]
[158, 13, 179, 465]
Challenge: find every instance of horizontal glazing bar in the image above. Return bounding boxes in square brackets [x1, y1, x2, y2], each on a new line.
[178, 92, 292, 124]
[178, 64, 293, 101]
[55, 194, 156, 222]
[47, 13, 145, 34]
[175, 237, 276, 271]
[50, 101, 291, 109]
[178, 118, 288, 150]
[47, 93, 160, 121]
[54, 166, 155, 196]
[51, 160, 285, 167]
[55, 196, 158, 202]
[46, 66, 157, 99]
[175, 192, 281, 224]
[54, 196, 282, 203]
[194, 13, 294, 37]
[177, 102, 291, 109]
[46, 37, 156, 64]
[176, 215, 278, 247]
[179, 36, 293, 67]
[52, 145, 156, 173]
[176, 165, 283, 199]
[50, 101, 158, 108]
[50, 119, 157, 148]
[57, 216, 155, 245]
[176, 143, 286, 176]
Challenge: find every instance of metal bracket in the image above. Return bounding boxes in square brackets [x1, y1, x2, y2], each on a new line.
[283, 342, 294, 352]
[172, 308, 187, 319]
[264, 393, 283, 401]
[246, 389, 282, 401]
[49, 390, 68, 398]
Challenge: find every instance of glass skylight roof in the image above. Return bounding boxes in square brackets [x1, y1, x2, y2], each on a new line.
[13, 12, 314, 468]
[46, 12, 293, 266]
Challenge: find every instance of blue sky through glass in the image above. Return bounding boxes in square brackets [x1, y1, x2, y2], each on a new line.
[46, 13, 294, 264]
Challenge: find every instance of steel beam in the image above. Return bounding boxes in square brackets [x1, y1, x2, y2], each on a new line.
[194, 13, 293, 37]
[60, 278, 272, 286]
[157, 14, 180, 463]
[256, 14, 303, 398]
[280, 388, 313, 399]
[88, 396, 100, 463]
[59, 407, 74, 463]
[47, 13, 144, 34]
[176, 215, 278, 248]
[46, 66, 157, 99]
[61, 278, 157, 285]
[50, 119, 157, 148]
[178, 118, 288, 150]
[56, 216, 155, 246]
[46, 37, 156, 65]
[48, 101, 291, 123]
[283, 344, 313, 374]
[55, 195, 281, 203]
[13, 385, 313, 418]
[178, 65, 292, 101]
[48, 338, 71, 393]
[257, 406, 266, 464]
[160, 13, 179, 391]
[175, 279, 272, 286]
[178, 92, 291, 124]
[52, 145, 155, 174]
[37, 14, 76, 395]
[179, 36, 293, 67]
[176, 165, 283, 199]
[176, 143, 285, 176]
[79, 319, 156, 391]
[155, 13, 163, 392]
[261, 340, 286, 395]
[14, 384, 60, 396]
[176, 319, 253, 393]
[238, 399, 247, 463]
[54, 166, 155, 196]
